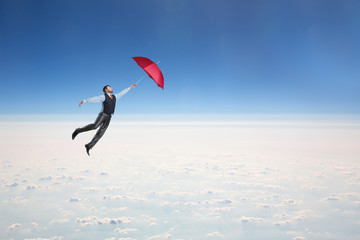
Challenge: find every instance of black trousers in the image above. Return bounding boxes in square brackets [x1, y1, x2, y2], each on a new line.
[77, 112, 112, 149]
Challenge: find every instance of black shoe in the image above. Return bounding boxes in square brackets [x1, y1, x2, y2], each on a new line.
[72, 129, 79, 140]
[85, 144, 91, 156]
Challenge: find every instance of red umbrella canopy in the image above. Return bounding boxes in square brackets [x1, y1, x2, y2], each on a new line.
[132, 57, 164, 89]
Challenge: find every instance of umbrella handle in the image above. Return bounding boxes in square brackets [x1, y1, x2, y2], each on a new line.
[134, 61, 160, 85]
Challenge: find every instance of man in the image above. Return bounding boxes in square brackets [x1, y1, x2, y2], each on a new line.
[72, 84, 136, 155]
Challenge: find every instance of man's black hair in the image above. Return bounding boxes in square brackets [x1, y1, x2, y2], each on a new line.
[103, 85, 110, 93]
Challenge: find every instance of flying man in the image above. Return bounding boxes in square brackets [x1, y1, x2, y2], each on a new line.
[72, 84, 136, 155]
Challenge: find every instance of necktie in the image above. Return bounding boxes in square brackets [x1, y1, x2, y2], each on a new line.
[110, 94, 113, 99]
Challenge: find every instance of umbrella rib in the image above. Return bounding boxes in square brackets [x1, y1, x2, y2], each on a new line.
[134, 61, 160, 85]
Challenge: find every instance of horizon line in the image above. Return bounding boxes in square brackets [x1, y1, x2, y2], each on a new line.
[1, 113, 360, 125]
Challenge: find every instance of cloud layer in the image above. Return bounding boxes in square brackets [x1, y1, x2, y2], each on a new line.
[1, 120, 360, 239]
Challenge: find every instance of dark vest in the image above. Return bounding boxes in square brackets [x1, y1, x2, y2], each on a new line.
[102, 94, 116, 114]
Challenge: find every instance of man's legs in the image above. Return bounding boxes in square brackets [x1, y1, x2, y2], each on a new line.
[75, 113, 107, 134]
[85, 115, 111, 150]
[72, 112, 108, 140]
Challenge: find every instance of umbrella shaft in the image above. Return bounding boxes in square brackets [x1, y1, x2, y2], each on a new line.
[135, 75, 146, 84]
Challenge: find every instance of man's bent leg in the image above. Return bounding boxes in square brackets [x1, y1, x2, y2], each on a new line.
[86, 116, 111, 150]
[76, 113, 107, 134]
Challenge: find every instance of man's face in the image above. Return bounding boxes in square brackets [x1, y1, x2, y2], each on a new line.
[106, 86, 113, 94]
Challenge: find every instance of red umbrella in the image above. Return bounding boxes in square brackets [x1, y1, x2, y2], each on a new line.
[132, 57, 164, 89]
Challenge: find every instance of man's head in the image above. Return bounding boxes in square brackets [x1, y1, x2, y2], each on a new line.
[103, 85, 113, 94]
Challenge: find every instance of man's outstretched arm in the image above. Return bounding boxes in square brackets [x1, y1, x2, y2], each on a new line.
[115, 84, 136, 100]
[79, 95, 105, 107]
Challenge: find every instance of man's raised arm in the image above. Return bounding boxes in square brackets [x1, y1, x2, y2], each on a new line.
[79, 95, 105, 107]
[115, 84, 136, 100]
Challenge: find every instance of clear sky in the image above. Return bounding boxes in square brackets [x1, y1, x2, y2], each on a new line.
[1, 0, 359, 115]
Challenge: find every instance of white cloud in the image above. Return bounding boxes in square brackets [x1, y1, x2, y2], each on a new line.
[239, 216, 265, 223]
[147, 233, 172, 239]
[326, 197, 340, 201]
[31, 222, 39, 229]
[81, 187, 101, 192]
[173, 201, 198, 206]
[103, 194, 147, 201]
[206, 231, 223, 237]
[324, 193, 341, 201]
[58, 209, 74, 217]
[281, 199, 297, 206]
[146, 226, 177, 240]
[76, 216, 132, 227]
[301, 184, 326, 190]
[140, 215, 158, 226]
[26, 184, 37, 190]
[148, 191, 194, 197]
[344, 192, 360, 199]
[114, 228, 138, 234]
[7, 182, 19, 187]
[105, 186, 123, 191]
[207, 206, 235, 213]
[8, 223, 21, 230]
[4, 196, 29, 204]
[69, 197, 86, 202]
[24, 237, 63, 240]
[57, 175, 85, 181]
[272, 211, 311, 226]
[255, 203, 271, 208]
[38, 176, 52, 181]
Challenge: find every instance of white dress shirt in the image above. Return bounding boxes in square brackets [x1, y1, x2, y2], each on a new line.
[83, 87, 131, 103]
[82, 87, 132, 115]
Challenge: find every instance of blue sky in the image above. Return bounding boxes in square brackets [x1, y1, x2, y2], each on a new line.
[0, 0, 359, 115]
